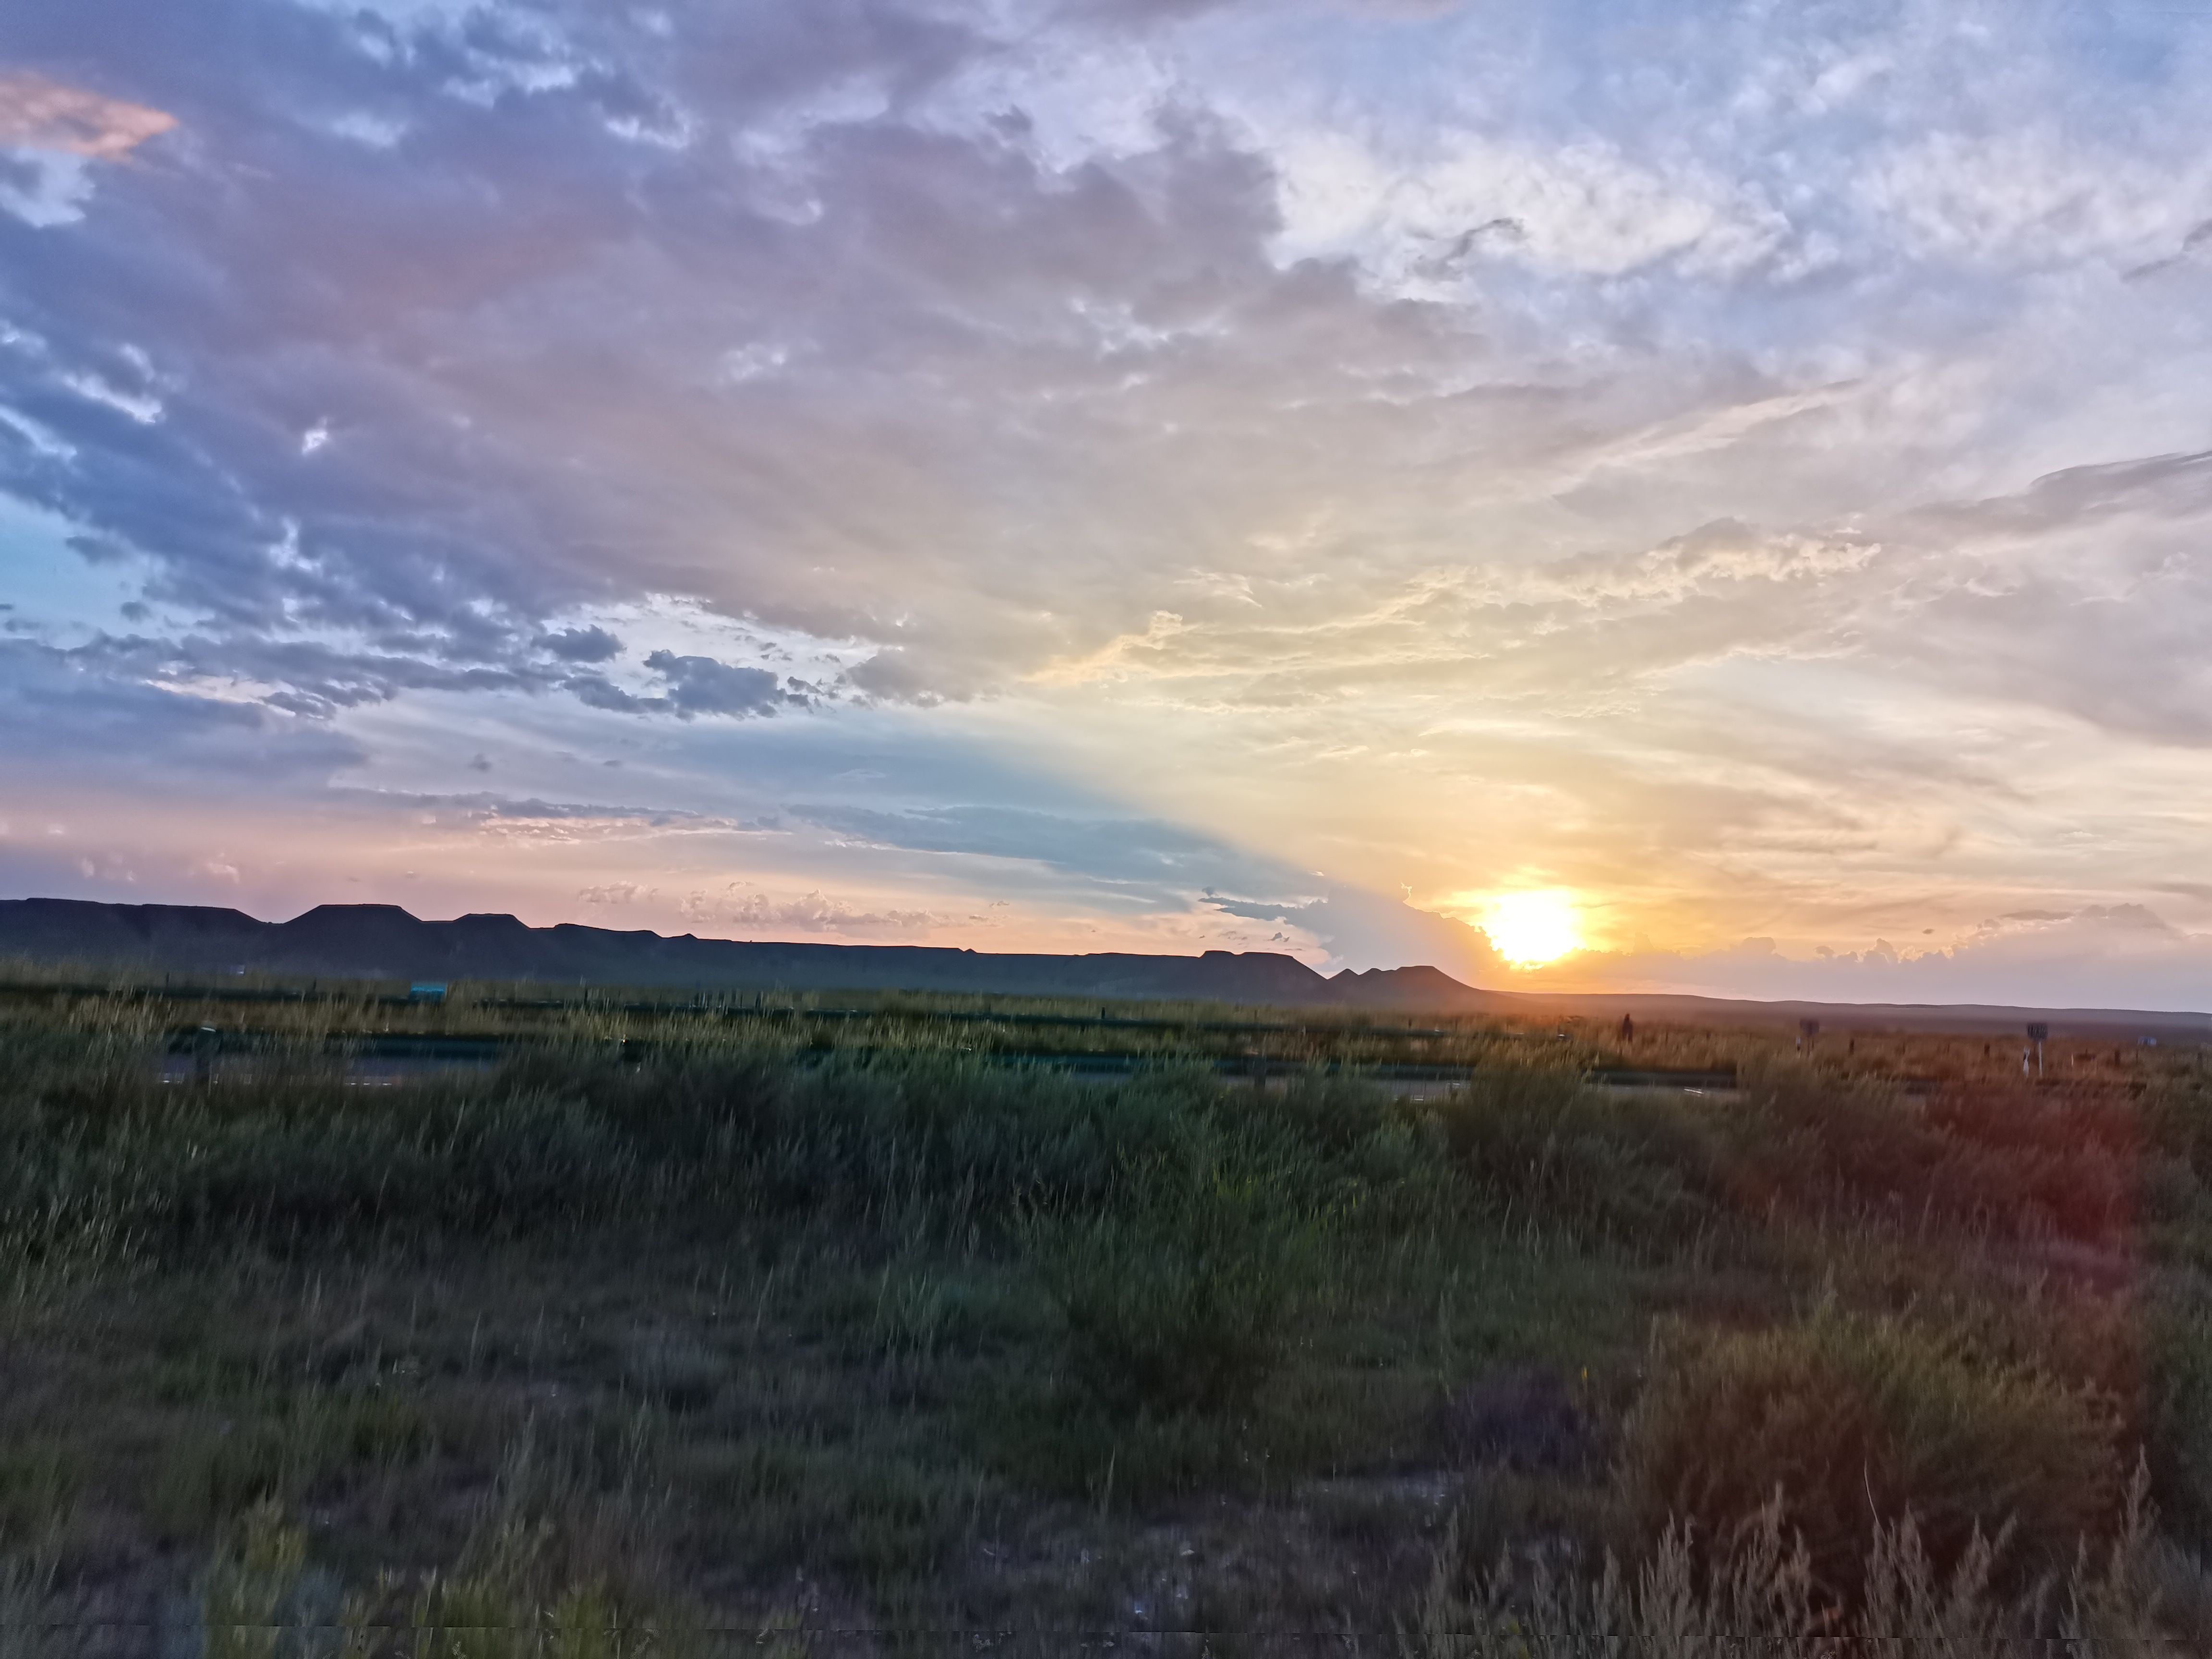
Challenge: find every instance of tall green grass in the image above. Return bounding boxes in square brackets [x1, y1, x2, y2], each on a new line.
[0, 989, 2207, 1645]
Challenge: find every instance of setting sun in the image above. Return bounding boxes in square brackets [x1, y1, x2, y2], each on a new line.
[1481, 891, 1585, 967]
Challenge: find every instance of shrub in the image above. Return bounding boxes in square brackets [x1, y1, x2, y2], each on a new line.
[1433, 1072, 1725, 1257]
[2146, 1299, 2212, 1551]
[2143, 1069, 2212, 1188]
[1268, 1072, 1391, 1155]
[1036, 1162, 1325, 1418]
[1616, 1309, 2121, 1601]
[1695, 1069, 2151, 1246]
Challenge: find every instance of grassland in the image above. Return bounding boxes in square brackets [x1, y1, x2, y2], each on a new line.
[1, 972, 2209, 1653]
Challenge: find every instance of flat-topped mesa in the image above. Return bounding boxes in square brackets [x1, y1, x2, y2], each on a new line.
[0, 896, 1435, 1006]
[1329, 965, 1483, 1008]
[0, 897, 267, 957]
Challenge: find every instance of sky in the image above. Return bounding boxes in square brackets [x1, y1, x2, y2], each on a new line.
[2, 0, 2211, 1009]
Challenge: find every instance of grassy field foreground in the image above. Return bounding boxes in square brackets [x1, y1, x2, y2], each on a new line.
[2, 983, 2211, 1653]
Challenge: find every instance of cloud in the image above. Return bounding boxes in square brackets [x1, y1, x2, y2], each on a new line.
[0, 71, 173, 226]
[1, 0, 2211, 1001]
[339, 791, 716, 830]
[678, 884, 933, 938]
[1273, 128, 1796, 283]
[787, 802, 1291, 895]
[577, 880, 651, 904]
[0, 71, 174, 159]
[1859, 128, 2212, 270]
[1527, 906, 2212, 1014]
[535, 625, 622, 662]
[644, 651, 790, 717]
[1208, 887, 1508, 981]
[843, 645, 987, 706]
[1864, 452, 2212, 745]
[0, 637, 367, 787]
[0, 5, 1440, 717]
[1031, 611, 1189, 687]
[561, 652, 797, 719]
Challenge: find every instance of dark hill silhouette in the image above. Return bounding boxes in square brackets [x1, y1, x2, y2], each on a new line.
[2, 897, 2204, 1039]
[1327, 965, 1488, 1008]
[0, 897, 1402, 1007]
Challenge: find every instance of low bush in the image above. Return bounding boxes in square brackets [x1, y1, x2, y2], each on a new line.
[1036, 1159, 1327, 1418]
[1695, 1069, 2154, 1246]
[1617, 1308, 2121, 1601]
[1432, 1073, 1725, 1257]
[0, 1045, 1242, 1260]
[2144, 1068, 2212, 1187]
[2146, 1298, 2212, 1551]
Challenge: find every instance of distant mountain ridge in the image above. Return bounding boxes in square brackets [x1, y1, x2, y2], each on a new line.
[2, 897, 2205, 1038]
[0, 896, 1470, 1009]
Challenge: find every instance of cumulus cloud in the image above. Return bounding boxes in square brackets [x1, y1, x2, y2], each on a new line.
[535, 625, 622, 663]
[643, 651, 790, 717]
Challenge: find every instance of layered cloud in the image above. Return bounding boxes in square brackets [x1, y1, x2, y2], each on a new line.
[2, 0, 2211, 1004]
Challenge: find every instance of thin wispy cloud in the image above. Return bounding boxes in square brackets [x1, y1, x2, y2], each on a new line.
[0, 71, 173, 158]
